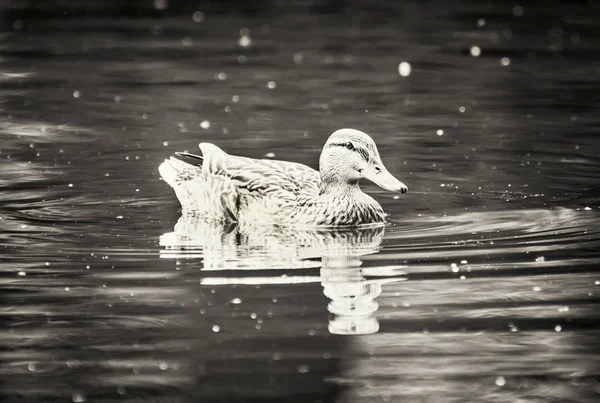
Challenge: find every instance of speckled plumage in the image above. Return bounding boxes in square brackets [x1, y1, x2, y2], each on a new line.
[158, 128, 407, 227]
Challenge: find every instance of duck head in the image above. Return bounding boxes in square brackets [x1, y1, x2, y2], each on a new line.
[319, 128, 408, 193]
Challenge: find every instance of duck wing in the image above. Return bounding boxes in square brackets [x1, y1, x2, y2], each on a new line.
[159, 143, 320, 221]
[200, 143, 320, 201]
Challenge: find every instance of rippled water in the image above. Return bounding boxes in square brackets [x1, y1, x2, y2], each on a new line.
[1, 1, 600, 402]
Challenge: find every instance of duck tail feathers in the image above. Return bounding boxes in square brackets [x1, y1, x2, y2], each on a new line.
[158, 156, 208, 214]
[158, 157, 201, 187]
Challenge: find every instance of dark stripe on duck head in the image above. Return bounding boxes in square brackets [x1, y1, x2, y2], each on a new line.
[328, 142, 370, 162]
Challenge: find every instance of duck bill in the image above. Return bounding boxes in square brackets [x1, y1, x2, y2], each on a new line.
[362, 160, 408, 193]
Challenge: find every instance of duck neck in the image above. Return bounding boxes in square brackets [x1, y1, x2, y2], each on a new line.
[318, 178, 362, 198]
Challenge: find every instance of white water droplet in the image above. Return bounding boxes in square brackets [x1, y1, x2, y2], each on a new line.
[230, 298, 242, 304]
[501, 57, 511, 66]
[554, 324, 562, 332]
[154, 0, 168, 10]
[212, 325, 220, 332]
[267, 81, 277, 89]
[73, 90, 81, 98]
[72, 392, 87, 402]
[398, 61, 411, 77]
[18, 271, 26, 276]
[512, 5, 524, 17]
[437, 129, 444, 136]
[238, 35, 251, 47]
[192, 11, 204, 23]
[200, 120, 211, 129]
[470, 46, 481, 57]
[294, 52, 304, 65]
[297, 364, 310, 374]
[495, 376, 506, 386]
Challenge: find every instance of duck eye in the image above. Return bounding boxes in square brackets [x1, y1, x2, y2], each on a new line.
[345, 142, 354, 150]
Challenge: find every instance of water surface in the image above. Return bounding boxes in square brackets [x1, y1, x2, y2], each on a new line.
[1, 1, 600, 402]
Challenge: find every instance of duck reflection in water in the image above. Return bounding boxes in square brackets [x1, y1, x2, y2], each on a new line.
[160, 215, 407, 335]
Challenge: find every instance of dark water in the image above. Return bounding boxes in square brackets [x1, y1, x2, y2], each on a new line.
[1, 1, 600, 402]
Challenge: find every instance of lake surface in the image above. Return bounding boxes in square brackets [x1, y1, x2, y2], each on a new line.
[1, 1, 599, 402]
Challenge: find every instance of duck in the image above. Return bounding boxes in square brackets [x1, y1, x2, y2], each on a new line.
[158, 128, 407, 227]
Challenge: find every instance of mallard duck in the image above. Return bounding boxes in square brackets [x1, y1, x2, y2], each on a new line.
[158, 128, 407, 227]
